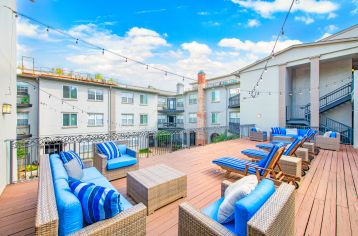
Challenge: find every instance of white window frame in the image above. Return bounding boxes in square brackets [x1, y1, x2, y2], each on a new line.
[211, 90, 220, 103]
[229, 88, 240, 97]
[88, 89, 104, 101]
[88, 113, 104, 127]
[229, 112, 240, 123]
[17, 112, 29, 126]
[188, 113, 197, 123]
[211, 112, 220, 124]
[121, 92, 134, 104]
[189, 94, 197, 105]
[140, 114, 148, 125]
[140, 94, 148, 105]
[158, 115, 166, 124]
[63, 85, 77, 99]
[177, 115, 184, 124]
[62, 113, 78, 127]
[121, 113, 134, 126]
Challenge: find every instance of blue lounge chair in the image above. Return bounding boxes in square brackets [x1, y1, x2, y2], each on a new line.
[213, 144, 300, 188]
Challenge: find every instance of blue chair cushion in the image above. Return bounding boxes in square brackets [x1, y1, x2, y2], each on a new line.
[50, 154, 69, 181]
[107, 155, 137, 170]
[212, 157, 259, 175]
[234, 179, 275, 236]
[81, 167, 103, 182]
[330, 132, 337, 138]
[117, 144, 127, 155]
[96, 142, 121, 160]
[202, 197, 236, 234]
[69, 180, 123, 225]
[60, 151, 84, 169]
[241, 149, 267, 159]
[54, 178, 83, 236]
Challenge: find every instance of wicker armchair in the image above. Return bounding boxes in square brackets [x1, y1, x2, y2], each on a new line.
[93, 141, 139, 181]
[250, 130, 268, 142]
[35, 154, 147, 236]
[316, 133, 340, 151]
[178, 180, 295, 236]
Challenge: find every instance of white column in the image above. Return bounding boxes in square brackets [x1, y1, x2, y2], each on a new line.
[353, 70, 358, 148]
[310, 57, 320, 128]
[278, 64, 287, 127]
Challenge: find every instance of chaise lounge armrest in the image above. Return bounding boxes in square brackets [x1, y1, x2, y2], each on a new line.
[70, 203, 147, 236]
[178, 202, 236, 236]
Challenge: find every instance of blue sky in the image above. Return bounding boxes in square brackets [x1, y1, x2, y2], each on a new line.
[16, 0, 358, 90]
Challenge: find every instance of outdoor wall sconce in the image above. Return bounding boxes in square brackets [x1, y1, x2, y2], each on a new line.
[2, 103, 12, 114]
[257, 113, 262, 118]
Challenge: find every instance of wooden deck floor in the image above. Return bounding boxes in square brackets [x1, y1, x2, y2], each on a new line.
[0, 139, 357, 236]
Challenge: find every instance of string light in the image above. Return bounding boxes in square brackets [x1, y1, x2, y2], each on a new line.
[4, 7, 196, 82]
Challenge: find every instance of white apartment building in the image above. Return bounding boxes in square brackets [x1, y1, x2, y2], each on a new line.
[238, 24, 358, 146]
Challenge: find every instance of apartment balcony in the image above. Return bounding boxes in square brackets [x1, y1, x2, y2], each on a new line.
[228, 94, 240, 108]
[16, 125, 32, 139]
[157, 122, 184, 129]
[17, 92, 32, 108]
[158, 105, 184, 113]
[228, 121, 240, 135]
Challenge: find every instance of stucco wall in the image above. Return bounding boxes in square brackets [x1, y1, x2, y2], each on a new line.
[39, 79, 110, 136]
[0, 0, 16, 193]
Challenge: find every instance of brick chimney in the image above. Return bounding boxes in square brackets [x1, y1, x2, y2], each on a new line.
[196, 70, 207, 145]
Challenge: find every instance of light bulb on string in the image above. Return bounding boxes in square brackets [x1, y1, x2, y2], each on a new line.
[46, 26, 49, 32]
[75, 39, 78, 44]
[146, 65, 149, 70]
[102, 49, 105, 55]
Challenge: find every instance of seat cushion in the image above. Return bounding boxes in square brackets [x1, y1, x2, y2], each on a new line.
[241, 149, 267, 159]
[212, 157, 258, 174]
[50, 154, 69, 181]
[88, 177, 133, 210]
[64, 159, 83, 180]
[96, 142, 121, 160]
[234, 179, 275, 236]
[218, 175, 258, 223]
[54, 178, 83, 236]
[82, 167, 103, 182]
[69, 180, 123, 225]
[330, 132, 337, 138]
[117, 144, 127, 155]
[107, 156, 137, 170]
[60, 151, 84, 169]
[202, 197, 236, 234]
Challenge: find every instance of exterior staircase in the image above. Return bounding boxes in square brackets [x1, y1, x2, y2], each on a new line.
[287, 81, 353, 144]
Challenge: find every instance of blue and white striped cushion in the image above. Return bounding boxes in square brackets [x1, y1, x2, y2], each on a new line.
[96, 142, 121, 160]
[271, 127, 281, 135]
[69, 180, 122, 224]
[60, 151, 84, 169]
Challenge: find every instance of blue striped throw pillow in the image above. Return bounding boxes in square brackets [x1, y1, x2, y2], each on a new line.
[69, 180, 123, 224]
[60, 151, 84, 169]
[96, 142, 121, 160]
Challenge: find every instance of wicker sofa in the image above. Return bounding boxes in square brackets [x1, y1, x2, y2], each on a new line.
[178, 179, 295, 236]
[249, 128, 268, 142]
[93, 142, 139, 181]
[35, 154, 146, 236]
[316, 132, 340, 151]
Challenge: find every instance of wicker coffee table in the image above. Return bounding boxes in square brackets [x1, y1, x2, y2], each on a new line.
[127, 164, 187, 215]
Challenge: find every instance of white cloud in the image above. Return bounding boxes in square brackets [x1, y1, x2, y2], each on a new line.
[325, 24, 338, 33]
[327, 12, 337, 19]
[17, 43, 31, 55]
[135, 9, 167, 14]
[317, 32, 332, 41]
[231, 0, 339, 18]
[351, 0, 358, 15]
[198, 11, 209, 15]
[247, 19, 260, 27]
[294, 16, 314, 24]
[181, 41, 212, 58]
[17, 19, 58, 42]
[218, 38, 302, 54]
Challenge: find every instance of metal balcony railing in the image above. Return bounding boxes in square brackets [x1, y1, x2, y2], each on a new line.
[228, 94, 240, 108]
[16, 125, 32, 139]
[157, 122, 184, 129]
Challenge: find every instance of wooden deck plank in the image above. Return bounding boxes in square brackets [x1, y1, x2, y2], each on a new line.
[0, 140, 356, 236]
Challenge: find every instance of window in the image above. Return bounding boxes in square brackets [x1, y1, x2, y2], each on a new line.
[140, 94, 148, 105]
[211, 112, 220, 124]
[88, 89, 103, 101]
[211, 90, 220, 103]
[17, 82, 29, 94]
[121, 93, 134, 104]
[121, 114, 134, 125]
[140, 114, 148, 125]
[88, 113, 104, 126]
[229, 112, 240, 123]
[158, 97, 166, 107]
[229, 88, 240, 97]
[63, 86, 77, 99]
[177, 115, 184, 124]
[158, 115, 166, 124]
[177, 98, 184, 108]
[63, 113, 77, 127]
[189, 94, 197, 104]
[17, 112, 29, 126]
[189, 113, 197, 123]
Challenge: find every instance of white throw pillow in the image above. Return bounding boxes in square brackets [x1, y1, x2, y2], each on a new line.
[218, 175, 258, 223]
[64, 158, 84, 180]
[323, 131, 332, 137]
[286, 128, 298, 136]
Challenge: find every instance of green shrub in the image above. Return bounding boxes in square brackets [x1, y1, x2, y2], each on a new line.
[212, 134, 239, 143]
[139, 148, 151, 154]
